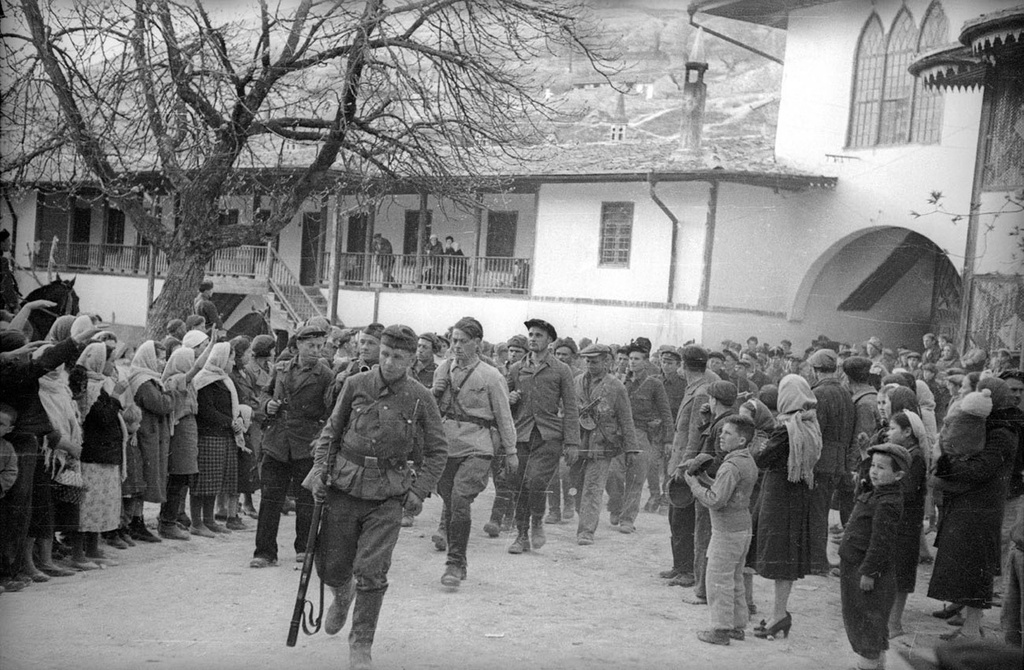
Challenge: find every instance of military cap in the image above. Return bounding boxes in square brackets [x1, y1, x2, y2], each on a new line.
[628, 337, 652, 355]
[722, 348, 740, 362]
[842, 356, 873, 379]
[381, 324, 418, 352]
[361, 323, 384, 341]
[419, 332, 443, 354]
[707, 381, 738, 406]
[296, 324, 327, 340]
[905, 351, 922, 360]
[681, 345, 708, 365]
[251, 334, 277, 358]
[453, 316, 483, 340]
[657, 344, 682, 362]
[507, 334, 528, 351]
[808, 348, 838, 370]
[579, 343, 612, 358]
[524, 318, 557, 340]
[554, 337, 578, 355]
[868, 443, 911, 473]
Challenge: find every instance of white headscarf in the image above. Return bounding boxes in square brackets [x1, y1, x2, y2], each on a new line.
[128, 341, 165, 397]
[777, 374, 823, 487]
[162, 347, 198, 434]
[182, 330, 209, 349]
[76, 342, 113, 415]
[193, 343, 248, 447]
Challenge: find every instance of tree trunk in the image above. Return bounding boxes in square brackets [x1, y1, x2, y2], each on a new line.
[144, 249, 210, 339]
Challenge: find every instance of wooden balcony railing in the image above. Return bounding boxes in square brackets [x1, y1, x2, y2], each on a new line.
[333, 252, 531, 294]
[34, 243, 270, 279]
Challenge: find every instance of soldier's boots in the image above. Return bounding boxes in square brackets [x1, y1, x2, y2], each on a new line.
[530, 518, 547, 549]
[324, 579, 356, 636]
[507, 530, 531, 554]
[349, 589, 385, 670]
[482, 521, 501, 538]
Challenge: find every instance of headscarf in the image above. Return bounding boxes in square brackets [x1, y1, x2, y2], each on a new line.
[128, 340, 164, 397]
[889, 386, 920, 416]
[914, 379, 939, 447]
[977, 376, 1015, 411]
[38, 366, 83, 458]
[69, 314, 93, 341]
[182, 330, 209, 349]
[742, 397, 776, 456]
[45, 315, 76, 342]
[76, 342, 113, 415]
[193, 342, 247, 447]
[777, 374, 823, 487]
[162, 346, 198, 432]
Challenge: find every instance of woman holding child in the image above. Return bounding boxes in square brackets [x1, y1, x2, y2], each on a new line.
[928, 376, 1018, 640]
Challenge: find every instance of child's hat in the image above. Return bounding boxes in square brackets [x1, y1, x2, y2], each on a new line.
[868, 443, 911, 472]
[959, 389, 993, 418]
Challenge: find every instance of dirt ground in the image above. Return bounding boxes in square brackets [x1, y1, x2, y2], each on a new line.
[0, 487, 1000, 670]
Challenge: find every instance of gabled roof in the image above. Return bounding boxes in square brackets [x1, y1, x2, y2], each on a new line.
[688, 0, 837, 30]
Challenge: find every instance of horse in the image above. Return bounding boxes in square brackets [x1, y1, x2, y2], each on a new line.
[23, 275, 80, 340]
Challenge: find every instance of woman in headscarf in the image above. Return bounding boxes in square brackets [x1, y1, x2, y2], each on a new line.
[928, 377, 1019, 640]
[222, 336, 257, 530]
[739, 397, 776, 617]
[126, 340, 173, 542]
[156, 340, 210, 541]
[71, 342, 124, 567]
[753, 374, 822, 640]
[109, 340, 142, 548]
[191, 342, 245, 536]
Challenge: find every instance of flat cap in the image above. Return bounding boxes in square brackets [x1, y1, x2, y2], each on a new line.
[524, 318, 557, 340]
[361, 323, 384, 341]
[681, 345, 708, 365]
[905, 350, 922, 360]
[579, 343, 612, 358]
[381, 324, 418, 352]
[507, 334, 528, 351]
[296, 324, 327, 340]
[554, 337, 578, 355]
[707, 381, 738, 406]
[808, 348, 838, 370]
[707, 350, 726, 361]
[419, 332, 443, 354]
[842, 356, 873, 379]
[868, 443, 911, 473]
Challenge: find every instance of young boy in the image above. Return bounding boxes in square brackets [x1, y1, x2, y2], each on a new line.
[839, 443, 908, 670]
[683, 414, 759, 645]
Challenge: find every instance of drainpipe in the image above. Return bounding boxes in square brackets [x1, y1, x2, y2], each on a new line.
[697, 181, 719, 310]
[688, 10, 784, 65]
[647, 173, 680, 304]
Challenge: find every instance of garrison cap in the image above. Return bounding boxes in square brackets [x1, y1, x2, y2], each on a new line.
[524, 318, 557, 340]
[808, 348, 838, 370]
[381, 324, 418, 352]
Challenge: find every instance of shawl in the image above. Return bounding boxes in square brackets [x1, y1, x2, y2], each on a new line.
[902, 410, 932, 466]
[162, 347, 198, 433]
[742, 397, 777, 456]
[914, 379, 939, 447]
[777, 374, 823, 487]
[128, 341, 164, 398]
[38, 367, 83, 456]
[76, 342, 113, 415]
[193, 343, 246, 447]
[45, 315, 75, 342]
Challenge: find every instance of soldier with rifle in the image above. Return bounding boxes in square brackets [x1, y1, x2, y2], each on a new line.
[572, 344, 639, 545]
[250, 324, 335, 569]
[306, 325, 447, 670]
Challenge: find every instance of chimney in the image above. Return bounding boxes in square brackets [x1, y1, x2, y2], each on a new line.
[680, 28, 709, 154]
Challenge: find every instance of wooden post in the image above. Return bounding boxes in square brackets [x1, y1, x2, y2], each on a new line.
[697, 181, 719, 310]
[146, 243, 156, 309]
[472, 193, 484, 292]
[415, 192, 428, 288]
[329, 192, 344, 325]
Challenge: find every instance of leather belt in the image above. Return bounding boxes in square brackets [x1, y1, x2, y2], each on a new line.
[339, 447, 405, 471]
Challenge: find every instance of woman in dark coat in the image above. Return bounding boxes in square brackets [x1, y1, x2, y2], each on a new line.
[754, 374, 823, 639]
[927, 376, 1018, 640]
[127, 340, 173, 542]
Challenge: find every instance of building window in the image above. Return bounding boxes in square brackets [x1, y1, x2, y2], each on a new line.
[599, 202, 633, 267]
[218, 209, 239, 227]
[403, 209, 432, 256]
[610, 125, 626, 141]
[848, 4, 946, 148]
[105, 207, 125, 245]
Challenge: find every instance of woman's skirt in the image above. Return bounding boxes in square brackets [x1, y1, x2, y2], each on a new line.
[168, 415, 199, 476]
[191, 435, 231, 497]
[79, 462, 121, 533]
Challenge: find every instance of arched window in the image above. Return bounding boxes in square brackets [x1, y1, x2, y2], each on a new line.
[848, 15, 885, 148]
[879, 9, 916, 144]
[911, 2, 949, 144]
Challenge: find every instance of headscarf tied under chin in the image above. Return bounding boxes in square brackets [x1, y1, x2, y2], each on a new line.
[777, 374, 823, 487]
[45, 315, 76, 342]
[162, 347, 198, 433]
[128, 341, 164, 398]
[76, 342, 113, 415]
[193, 342, 249, 448]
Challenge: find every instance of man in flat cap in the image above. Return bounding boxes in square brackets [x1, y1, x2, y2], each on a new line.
[412, 332, 441, 389]
[573, 344, 638, 545]
[663, 345, 720, 588]
[607, 338, 673, 533]
[307, 324, 447, 670]
[251, 323, 335, 570]
[193, 279, 224, 332]
[837, 356, 881, 530]
[808, 348, 856, 576]
[431, 317, 517, 586]
[504, 318, 580, 554]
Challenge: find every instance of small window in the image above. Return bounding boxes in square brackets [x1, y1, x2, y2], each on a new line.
[599, 202, 633, 267]
[609, 125, 626, 141]
[218, 209, 239, 227]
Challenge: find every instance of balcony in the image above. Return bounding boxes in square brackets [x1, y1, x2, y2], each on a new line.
[35, 243, 532, 296]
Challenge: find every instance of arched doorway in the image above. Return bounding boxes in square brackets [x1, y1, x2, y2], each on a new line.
[792, 227, 961, 348]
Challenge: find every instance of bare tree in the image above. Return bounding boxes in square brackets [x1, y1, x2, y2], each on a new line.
[1, 0, 611, 334]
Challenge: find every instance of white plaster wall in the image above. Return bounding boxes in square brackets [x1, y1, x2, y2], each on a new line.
[332, 288, 705, 347]
[533, 181, 709, 305]
[13, 269, 161, 327]
[2, 190, 37, 266]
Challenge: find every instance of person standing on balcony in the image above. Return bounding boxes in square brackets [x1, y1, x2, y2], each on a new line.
[505, 318, 580, 554]
[0, 230, 20, 314]
[193, 281, 223, 332]
[445, 238, 468, 290]
[424, 234, 444, 290]
[250, 324, 334, 568]
[371, 234, 397, 289]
